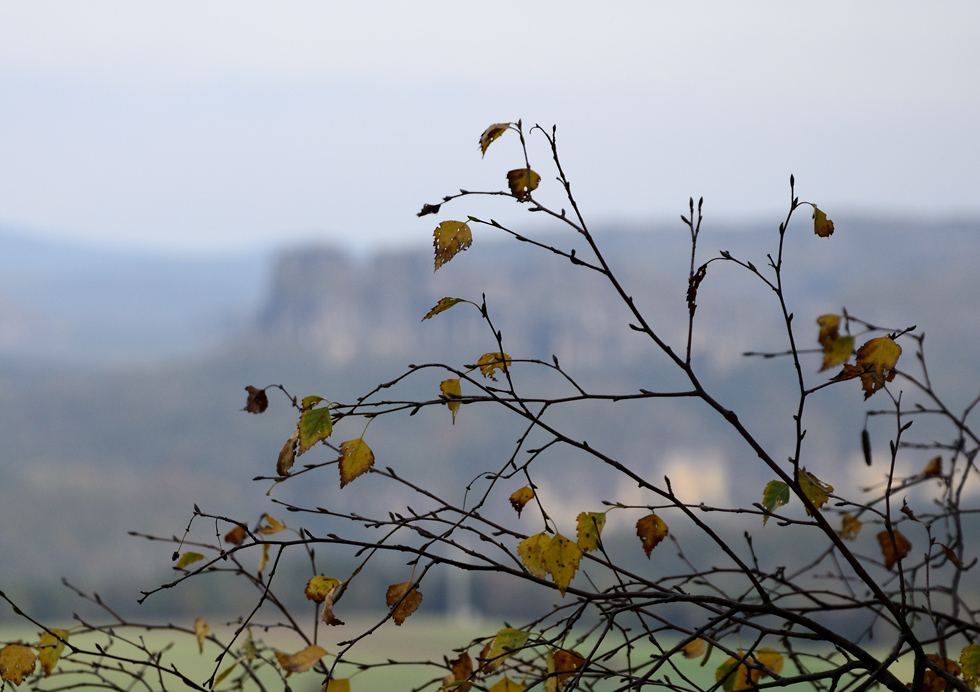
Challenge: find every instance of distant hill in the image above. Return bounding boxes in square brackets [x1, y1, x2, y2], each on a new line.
[1, 216, 978, 617]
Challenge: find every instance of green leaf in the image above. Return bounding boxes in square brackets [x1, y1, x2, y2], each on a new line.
[762, 481, 790, 525]
[576, 511, 606, 552]
[798, 468, 833, 514]
[177, 552, 205, 569]
[301, 395, 325, 410]
[298, 407, 333, 455]
[960, 644, 980, 688]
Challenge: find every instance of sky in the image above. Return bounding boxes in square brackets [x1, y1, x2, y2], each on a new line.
[1, 2, 978, 255]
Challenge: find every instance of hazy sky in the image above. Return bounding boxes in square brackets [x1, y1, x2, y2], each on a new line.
[1, 2, 978, 254]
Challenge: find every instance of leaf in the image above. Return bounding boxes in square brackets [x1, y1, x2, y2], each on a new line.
[0, 644, 36, 686]
[681, 639, 705, 659]
[752, 648, 784, 683]
[941, 543, 961, 569]
[877, 529, 912, 570]
[813, 206, 834, 237]
[298, 406, 332, 455]
[338, 438, 375, 488]
[440, 378, 462, 424]
[484, 629, 530, 673]
[258, 544, 270, 575]
[417, 202, 442, 217]
[517, 532, 550, 579]
[840, 513, 862, 541]
[194, 617, 209, 654]
[506, 168, 541, 201]
[325, 680, 351, 692]
[798, 468, 833, 514]
[305, 576, 341, 603]
[277, 430, 299, 476]
[424, 297, 468, 320]
[821, 335, 854, 371]
[479, 123, 512, 157]
[553, 649, 585, 687]
[320, 585, 345, 626]
[37, 630, 67, 677]
[212, 660, 239, 688]
[243, 386, 268, 414]
[301, 395, 325, 409]
[855, 336, 902, 399]
[386, 581, 423, 625]
[509, 486, 534, 517]
[433, 220, 473, 271]
[960, 644, 980, 689]
[488, 678, 527, 692]
[446, 653, 473, 692]
[177, 552, 205, 569]
[636, 513, 669, 558]
[576, 511, 606, 552]
[275, 645, 327, 675]
[816, 314, 842, 346]
[715, 656, 747, 692]
[544, 533, 582, 596]
[478, 352, 512, 380]
[922, 456, 943, 476]
[761, 481, 790, 524]
[224, 525, 246, 545]
[259, 516, 286, 535]
[917, 656, 961, 692]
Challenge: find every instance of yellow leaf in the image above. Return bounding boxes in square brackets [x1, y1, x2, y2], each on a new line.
[636, 513, 669, 558]
[301, 395, 325, 409]
[177, 552, 205, 569]
[305, 575, 341, 603]
[259, 515, 286, 535]
[813, 206, 834, 237]
[386, 581, 423, 625]
[298, 406, 333, 455]
[752, 648, 784, 683]
[576, 512, 606, 552]
[681, 639, 705, 659]
[815, 314, 854, 371]
[554, 649, 585, 688]
[798, 468, 833, 514]
[277, 429, 299, 476]
[433, 220, 473, 271]
[326, 680, 351, 692]
[258, 544, 270, 575]
[544, 533, 582, 596]
[224, 525, 246, 545]
[506, 168, 541, 201]
[275, 644, 327, 675]
[840, 513, 862, 541]
[517, 532, 551, 579]
[477, 352, 512, 380]
[816, 314, 842, 346]
[941, 543, 961, 569]
[488, 677, 527, 692]
[855, 336, 902, 399]
[445, 652, 473, 692]
[922, 456, 943, 476]
[479, 123, 512, 157]
[961, 644, 980, 689]
[194, 617, 210, 654]
[715, 656, 749, 692]
[509, 486, 534, 518]
[877, 529, 911, 570]
[0, 644, 36, 686]
[338, 438, 375, 488]
[424, 297, 468, 320]
[440, 378, 462, 424]
[483, 629, 530, 674]
[37, 630, 67, 677]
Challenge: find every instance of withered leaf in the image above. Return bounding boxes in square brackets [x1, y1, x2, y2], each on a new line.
[244, 386, 268, 414]
[275, 645, 327, 675]
[506, 168, 541, 201]
[636, 513, 669, 558]
[509, 486, 534, 517]
[840, 513, 862, 541]
[194, 617, 210, 654]
[277, 429, 299, 476]
[922, 456, 943, 476]
[855, 336, 902, 399]
[480, 123, 512, 157]
[224, 525, 247, 545]
[386, 581, 423, 625]
[877, 529, 912, 570]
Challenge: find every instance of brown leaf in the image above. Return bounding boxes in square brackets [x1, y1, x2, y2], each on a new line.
[922, 456, 943, 476]
[320, 586, 345, 626]
[554, 649, 585, 687]
[417, 202, 442, 217]
[386, 581, 423, 625]
[275, 645, 327, 675]
[224, 525, 247, 545]
[277, 429, 299, 476]
[840, 513, 862, 541]
[855, 336, 902, 399]
[941, 544, 961, 569]
[446, 652, 474, 692]
[636, 513, 669, 558]
[877, 529, 912, 570]
[681, 639, 705, 659]
[243, 385, 268, 414]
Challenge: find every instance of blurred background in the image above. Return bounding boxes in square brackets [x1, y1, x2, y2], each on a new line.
[1, 2, 978, 623]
